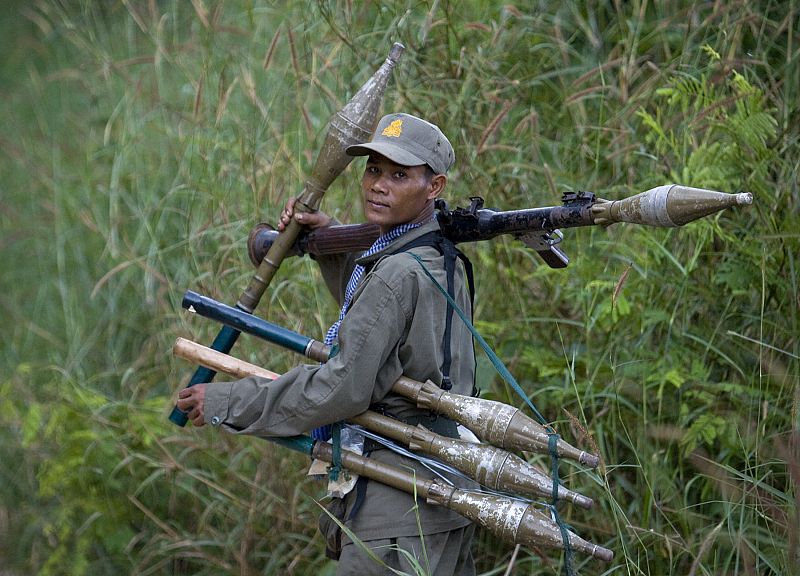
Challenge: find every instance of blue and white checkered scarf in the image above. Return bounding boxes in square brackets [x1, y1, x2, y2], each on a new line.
[323, 221, 421, 346]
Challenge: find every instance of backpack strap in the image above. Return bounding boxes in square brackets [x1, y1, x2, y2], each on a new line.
[344, 231, 475, 523]
[388, 230, 474, 391]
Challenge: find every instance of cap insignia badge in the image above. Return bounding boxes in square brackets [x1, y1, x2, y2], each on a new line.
[381, 119, 403, 137]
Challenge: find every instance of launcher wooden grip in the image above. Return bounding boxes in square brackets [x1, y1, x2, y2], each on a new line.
[303, 222, 379, 255]
[247, 222, 380, 265]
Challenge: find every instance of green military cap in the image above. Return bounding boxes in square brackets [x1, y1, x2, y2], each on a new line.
[346, 113, 455, 175]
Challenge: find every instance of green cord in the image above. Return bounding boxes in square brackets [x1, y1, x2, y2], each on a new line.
[409, 252, 575, 575]
[329, 422, 342, 482]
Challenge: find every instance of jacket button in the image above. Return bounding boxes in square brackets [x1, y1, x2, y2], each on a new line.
[211, 416, 221, 426]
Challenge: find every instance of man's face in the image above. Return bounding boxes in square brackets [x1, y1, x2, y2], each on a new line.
[361, 154, 444, 233]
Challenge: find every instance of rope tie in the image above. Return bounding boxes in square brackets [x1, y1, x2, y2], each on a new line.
[549, 433, 574, 575]
[328, 422, 342, 481]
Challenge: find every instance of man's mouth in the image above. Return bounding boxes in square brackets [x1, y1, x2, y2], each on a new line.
[367, 198, 389, 209]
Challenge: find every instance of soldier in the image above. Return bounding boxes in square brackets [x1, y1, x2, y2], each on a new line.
[177, 113, 477, 575]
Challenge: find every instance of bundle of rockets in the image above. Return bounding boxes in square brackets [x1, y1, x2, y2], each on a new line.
[168, 43, 753, 565]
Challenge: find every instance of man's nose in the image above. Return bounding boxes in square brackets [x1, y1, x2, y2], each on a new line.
[370, 174, 389, 194]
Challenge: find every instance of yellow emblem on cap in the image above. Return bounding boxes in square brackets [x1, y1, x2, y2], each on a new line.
[381, 119, 403, 137]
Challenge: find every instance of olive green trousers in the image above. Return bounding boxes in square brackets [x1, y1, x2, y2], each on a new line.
[335, 524, 476, 576]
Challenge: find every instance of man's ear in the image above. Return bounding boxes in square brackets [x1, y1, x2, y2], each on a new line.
[427, 174, 447, 200]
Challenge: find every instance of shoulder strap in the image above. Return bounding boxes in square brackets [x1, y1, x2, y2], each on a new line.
[388, 230, 475, 391]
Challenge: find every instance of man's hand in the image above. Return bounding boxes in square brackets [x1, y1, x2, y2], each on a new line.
[177, 384, 207, 427]
[278, 197, 332, 232]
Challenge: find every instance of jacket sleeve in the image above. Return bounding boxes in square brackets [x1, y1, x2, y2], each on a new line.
[203, 271, 411, 438]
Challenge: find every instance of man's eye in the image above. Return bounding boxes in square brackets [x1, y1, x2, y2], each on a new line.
[394, 171, 406, 179]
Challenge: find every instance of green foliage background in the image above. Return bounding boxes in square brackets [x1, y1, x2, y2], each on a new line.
[1, 1, 797, 574]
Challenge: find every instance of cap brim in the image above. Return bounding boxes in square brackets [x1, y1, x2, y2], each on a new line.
[346, 142, 426, 167]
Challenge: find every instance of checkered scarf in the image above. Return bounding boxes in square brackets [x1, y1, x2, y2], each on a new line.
[323, 221, 421, 346]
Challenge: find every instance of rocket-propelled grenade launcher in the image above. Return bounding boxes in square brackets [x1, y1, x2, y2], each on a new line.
[172, 336, 613, 560]
[248, 184, 753, 269]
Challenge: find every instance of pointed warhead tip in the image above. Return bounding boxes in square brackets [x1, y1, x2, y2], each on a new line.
[388, 43, 405, 62]
[580, 451, 600, 468]
[735, 192, 753, 205]
[571, 493, 594, 510]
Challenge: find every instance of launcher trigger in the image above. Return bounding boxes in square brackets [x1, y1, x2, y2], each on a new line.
[518, 229, 569, 268]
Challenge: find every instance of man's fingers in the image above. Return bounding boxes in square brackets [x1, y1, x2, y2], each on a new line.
[176, 385, 205, 427]
[278, 199, 296, 231]
[278, 197, 332, 230]
[295, 211, 332, 229]
[189, 408, 205, 426]
[176, 388, 199, 411]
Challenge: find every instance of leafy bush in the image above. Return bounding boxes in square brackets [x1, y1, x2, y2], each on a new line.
[1, 1, 797, 574]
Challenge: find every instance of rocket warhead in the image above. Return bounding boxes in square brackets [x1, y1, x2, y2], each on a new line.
[426, 481, 613, 562]
[306, 42, 405, 197]
[405, 378, 600, 468]
[591, 184, 753, 227]
[311, 442, 612, 562]
[236, 42, 404, 314]
[407, 424, 594, 509]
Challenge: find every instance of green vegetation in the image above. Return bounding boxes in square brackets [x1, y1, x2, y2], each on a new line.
[1, 1, 797, 574]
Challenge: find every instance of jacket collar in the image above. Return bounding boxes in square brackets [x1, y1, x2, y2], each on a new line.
[356, 219, 441, 267]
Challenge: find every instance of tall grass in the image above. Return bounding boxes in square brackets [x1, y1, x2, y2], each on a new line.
[1, 1, 797, 574]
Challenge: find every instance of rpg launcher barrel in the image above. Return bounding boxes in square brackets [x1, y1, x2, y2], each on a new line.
[172, 337, 593, 509]
[248, 184, 753, 269]
[181, 290, 600, 468]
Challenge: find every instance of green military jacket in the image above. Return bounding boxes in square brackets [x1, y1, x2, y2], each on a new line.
[204, 219, 476, 540]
